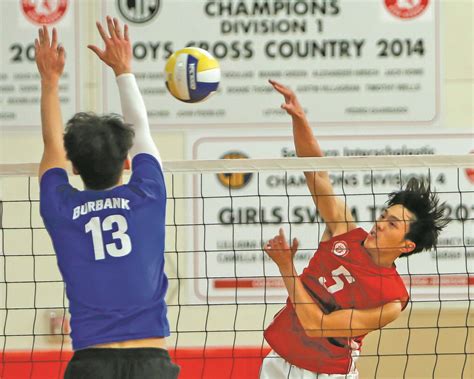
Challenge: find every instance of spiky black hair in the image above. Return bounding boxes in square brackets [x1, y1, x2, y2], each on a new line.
[386, 177, 449, 255]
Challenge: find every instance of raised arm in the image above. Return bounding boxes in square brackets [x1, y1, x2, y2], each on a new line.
[264, 229, 402, 337]
[35, 26, 68, 180]
[269, 80, 356, 237]
[88, 16, 161, 165]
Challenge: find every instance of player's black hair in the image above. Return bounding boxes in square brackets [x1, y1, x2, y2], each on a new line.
[386, 177, 449, 256]
[64, 112, 134, 190]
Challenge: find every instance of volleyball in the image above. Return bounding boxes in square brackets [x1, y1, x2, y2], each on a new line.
[165, 47, 221, 103]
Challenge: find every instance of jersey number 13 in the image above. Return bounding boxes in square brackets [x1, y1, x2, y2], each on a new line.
[85, 215, 132, 260]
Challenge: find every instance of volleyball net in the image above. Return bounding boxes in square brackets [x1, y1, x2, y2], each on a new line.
[1, 154, 473, 378]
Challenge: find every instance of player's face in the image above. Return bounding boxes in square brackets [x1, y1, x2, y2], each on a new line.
[364, 205, 415, 255]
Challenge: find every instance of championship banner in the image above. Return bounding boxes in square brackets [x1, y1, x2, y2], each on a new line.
[188, 134, 473, 303]
[0, 0, 78, 128]
[103, 0, 439, 125]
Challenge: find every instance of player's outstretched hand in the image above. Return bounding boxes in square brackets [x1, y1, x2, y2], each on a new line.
[88, 16, 132, 76]
[264, 228, 299, 270]
[35, 26, 65, 83]
[269, 79, 305, 119]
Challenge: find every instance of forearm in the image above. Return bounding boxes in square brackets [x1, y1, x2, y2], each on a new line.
[292, 114, 329, 188]
[41, 80, 64, 147]
[116, 73, 161, 162]
[279, 264, 325, 336]
[292, 113, 350, 228]
[292, 114, 332, 199]
[292, 114, 324, 158]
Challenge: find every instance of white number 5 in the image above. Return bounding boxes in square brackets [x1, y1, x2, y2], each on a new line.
[319, 265, 355, 294]
[85, 215, 132, 261]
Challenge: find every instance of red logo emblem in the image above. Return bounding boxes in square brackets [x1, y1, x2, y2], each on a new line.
[21, 0, 68, 25]
[332, 241, 349, 257]
[384, 0, 429, 19]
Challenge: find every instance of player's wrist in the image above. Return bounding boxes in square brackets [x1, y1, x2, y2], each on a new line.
[278, 262, 296, 276]
[113, 64, 132, 77]
[291, 110, 305, 121]
[41, 77, 60, 88]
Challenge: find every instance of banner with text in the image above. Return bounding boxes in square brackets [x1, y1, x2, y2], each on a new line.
[187, 134, 473, 303]
[0, 0, 78, 128]
[104, 0, 440, 125]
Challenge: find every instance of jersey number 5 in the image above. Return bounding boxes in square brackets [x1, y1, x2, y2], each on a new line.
[319, 265, 355, 294]
[85, 215, 132, 260]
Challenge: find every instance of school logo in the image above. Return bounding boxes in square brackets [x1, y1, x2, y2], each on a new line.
[384, 0, 429, 19]
[21, 0, 68, 25]
[217, 152, 253, 190]
[117, 0, 161, 24]
[332, 241, 349, 257]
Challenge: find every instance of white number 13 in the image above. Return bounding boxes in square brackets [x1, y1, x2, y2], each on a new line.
[85, 215, 132, 260]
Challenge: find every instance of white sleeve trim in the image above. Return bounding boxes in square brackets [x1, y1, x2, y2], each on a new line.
[116, 73, 162, 167]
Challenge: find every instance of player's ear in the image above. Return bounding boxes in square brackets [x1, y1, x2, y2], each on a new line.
[400, 239, 416, 255]
[123, 157, 131, 170]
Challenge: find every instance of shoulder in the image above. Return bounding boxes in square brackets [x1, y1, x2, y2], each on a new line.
[130, 153, 164, 181]
[132, 153, 162, 167]
[40, 167, 69, 188]
[40, 168, 73, 200]
[326, 228, 368, 245]
[128, 154, 166, 198]
[317, 228, 368, 260]
[323, 222, 363, 241]
[40, 168, 75, 220]
[387, 269, 410, 307]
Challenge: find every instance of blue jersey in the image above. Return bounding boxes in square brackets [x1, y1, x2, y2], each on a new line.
[40, 154, 169, 350]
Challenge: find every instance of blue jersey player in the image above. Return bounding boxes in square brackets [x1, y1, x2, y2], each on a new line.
[35, 17, 179, 378]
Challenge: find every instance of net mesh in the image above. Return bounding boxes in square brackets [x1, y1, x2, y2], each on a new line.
[0, 155, 473, 378]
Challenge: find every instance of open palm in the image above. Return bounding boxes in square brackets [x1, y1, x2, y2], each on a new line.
[35, 26, 65, 82]
[269, 79, 305, 119]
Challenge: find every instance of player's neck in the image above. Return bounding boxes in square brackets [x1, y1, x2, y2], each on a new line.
[84, 178, 123, 191]
[364, 245, 398, 268]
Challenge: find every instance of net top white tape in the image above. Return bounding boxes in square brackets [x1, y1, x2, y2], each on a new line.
[0, 154, 473, 176]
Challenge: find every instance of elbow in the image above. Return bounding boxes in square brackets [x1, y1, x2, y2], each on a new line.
[295, 144, 323, 158]
[299, 321, 323, 338]
[300, 318, 368, 338]
[305, 329, 322, 338]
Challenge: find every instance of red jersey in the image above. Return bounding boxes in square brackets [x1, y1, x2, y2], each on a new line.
[264, 228, 409, 374]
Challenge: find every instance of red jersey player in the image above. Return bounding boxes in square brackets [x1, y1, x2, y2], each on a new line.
[260, 80, 448, 379]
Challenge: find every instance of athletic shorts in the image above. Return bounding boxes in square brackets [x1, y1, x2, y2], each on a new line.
[64, 347, 180, 379]
[259, 350, 359, 379]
